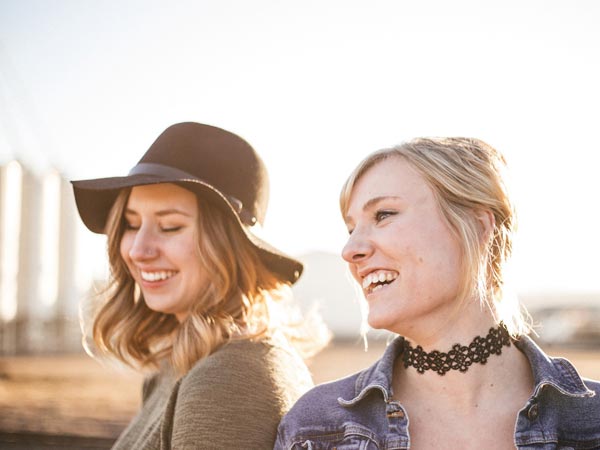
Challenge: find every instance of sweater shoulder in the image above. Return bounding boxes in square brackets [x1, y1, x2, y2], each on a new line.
[177, 337, 314, 415]
[169, 338, 313, 448]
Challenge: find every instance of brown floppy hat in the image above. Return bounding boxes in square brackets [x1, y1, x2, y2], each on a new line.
[71, 122, 303, 284]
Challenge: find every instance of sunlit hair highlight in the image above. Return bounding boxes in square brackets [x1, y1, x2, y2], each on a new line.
[340, 137, 531, 337]
[88, 186, 326, 375]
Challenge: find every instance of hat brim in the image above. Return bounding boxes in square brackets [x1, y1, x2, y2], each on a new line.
[71, 174, 303, 284]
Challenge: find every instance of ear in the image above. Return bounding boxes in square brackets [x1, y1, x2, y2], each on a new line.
[475, 209, 495, 243]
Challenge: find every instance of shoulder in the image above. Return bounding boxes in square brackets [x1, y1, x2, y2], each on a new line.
[137, 366, 177, 405]
[140, 369, 166, 402]
[583, 377, 600, 410]
[582, 377, 600, 403]
[275, 370, 388, 450]
[193, 336, 300, 369]
[288, 371, 361, 414]
[547, 376, 600, 442]
[177, 337, 315, 408]
[182, 337, 313, 399]
[277, 371, 362, 436]
[167, 337, 313, 448]
[583, 377, 600, 390]
[525, 344, 600, 434]
[560, 375, 600, 409]
[279, 339, 402, 432]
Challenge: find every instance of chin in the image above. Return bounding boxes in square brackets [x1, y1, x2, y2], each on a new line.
[368, 311, 408, 335]
[144, 300, 172, 315]
[367, 314, 393, 332]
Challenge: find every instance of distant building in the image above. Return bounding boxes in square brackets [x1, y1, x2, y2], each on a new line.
[0, 161, 83, 354]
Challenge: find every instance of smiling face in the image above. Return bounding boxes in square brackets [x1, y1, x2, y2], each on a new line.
[120, 183, 205, 321]
[342, 156, 464, 336]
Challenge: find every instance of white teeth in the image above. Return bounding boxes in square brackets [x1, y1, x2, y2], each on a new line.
[361, 270, 398, 292]
[362, 274, 373, 289]
[140, 270, 176, 282]
[362, 276, 369, 289]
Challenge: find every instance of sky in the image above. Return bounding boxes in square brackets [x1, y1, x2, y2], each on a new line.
[1, 0, 599, 294]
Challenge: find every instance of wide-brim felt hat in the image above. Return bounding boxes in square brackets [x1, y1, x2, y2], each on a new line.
[71, 122, 303, 284]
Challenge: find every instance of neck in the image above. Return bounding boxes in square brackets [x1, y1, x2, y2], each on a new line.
[402, 323, 511, 375]
[395, 296, 496, 346]
[392, 319, 533, 412]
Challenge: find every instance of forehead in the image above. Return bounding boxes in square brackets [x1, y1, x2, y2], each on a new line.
[126, 183, 198, 209]
[347, 157, 431, 210]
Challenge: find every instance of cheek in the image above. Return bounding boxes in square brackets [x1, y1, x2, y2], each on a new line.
[423, 235, 463, 281]
[176, 238, 202, 267]
[348, 263, 360, 283]
[119, 235, 132, 262]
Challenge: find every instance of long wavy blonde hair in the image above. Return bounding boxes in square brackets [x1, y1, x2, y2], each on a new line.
[340, 137, 531, 337]
[88, 186, 324, 375]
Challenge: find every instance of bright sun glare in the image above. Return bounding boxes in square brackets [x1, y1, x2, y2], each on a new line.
[0, 1, 599, 310]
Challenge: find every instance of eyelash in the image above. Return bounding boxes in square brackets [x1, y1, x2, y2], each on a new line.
[162, 226, 182, 233]
[123, 223, 182, 233]
[374, 210, 396, 222]
[347, 210, 396, 234]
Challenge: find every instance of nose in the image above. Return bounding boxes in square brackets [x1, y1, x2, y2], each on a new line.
[341, 228, 374, 264]
[127, 227, 159, 261]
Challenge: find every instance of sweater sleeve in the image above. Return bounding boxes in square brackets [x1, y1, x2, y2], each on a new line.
[161, 340, 311, 450]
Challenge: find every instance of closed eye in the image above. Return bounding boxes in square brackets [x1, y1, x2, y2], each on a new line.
[162, 226, 183, 233]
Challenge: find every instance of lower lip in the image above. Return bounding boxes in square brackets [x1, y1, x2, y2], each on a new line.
[365, 280, 396, 297]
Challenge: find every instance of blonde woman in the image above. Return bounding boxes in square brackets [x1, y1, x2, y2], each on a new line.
[275, 138, 600, 449]
[73, 122, 326, 449]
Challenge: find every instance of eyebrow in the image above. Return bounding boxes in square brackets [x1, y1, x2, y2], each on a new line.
[362, 195, 403, 211]
[344, 195, 403, 222]
[124, 208, 193, 218]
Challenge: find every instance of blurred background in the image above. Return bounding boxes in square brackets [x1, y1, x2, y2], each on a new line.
[1, 0, 599, 448]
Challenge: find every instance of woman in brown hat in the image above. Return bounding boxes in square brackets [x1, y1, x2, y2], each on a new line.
[72, 122, 327, 449]
[275, 138, 600, 449]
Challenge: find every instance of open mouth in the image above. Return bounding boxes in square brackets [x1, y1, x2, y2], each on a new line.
[362, 270, 398, 295]
[140, 270, 177, 282]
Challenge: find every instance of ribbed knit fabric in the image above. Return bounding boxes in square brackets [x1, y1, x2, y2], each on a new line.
[111, 337, 313, 450]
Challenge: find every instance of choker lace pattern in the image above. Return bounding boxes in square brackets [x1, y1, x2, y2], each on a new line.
[401, 324, 512, 375]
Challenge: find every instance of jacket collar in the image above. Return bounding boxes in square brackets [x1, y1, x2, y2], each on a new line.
[338, 334, 594, 407]
[514, 334, 595, 399]
[338, 336, 404, 406]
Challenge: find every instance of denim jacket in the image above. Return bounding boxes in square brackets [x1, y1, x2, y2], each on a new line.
[275, 335, 600, 449]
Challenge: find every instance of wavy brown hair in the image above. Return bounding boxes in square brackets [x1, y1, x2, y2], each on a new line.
[340, 137, 531, 337]
[88, 186, 325, 374]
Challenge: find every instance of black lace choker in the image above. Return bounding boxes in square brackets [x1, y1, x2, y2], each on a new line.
[401, 324, 511, 376]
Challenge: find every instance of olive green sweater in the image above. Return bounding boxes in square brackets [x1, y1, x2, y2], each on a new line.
[111, 338, 313, 450]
